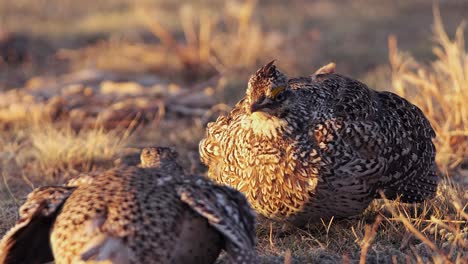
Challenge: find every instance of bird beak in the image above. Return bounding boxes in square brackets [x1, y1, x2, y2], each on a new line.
[250, 101, 263, 113]
[250, 98, 272, 113]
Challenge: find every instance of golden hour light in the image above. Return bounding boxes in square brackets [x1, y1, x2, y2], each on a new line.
[0, 1, 466, 263]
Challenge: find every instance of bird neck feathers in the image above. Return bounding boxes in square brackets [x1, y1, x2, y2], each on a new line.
[241, 112, 287, 139]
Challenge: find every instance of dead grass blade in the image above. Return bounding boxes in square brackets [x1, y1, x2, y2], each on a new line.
[389, 5, 468, 171]
[359, 216, 382, 264]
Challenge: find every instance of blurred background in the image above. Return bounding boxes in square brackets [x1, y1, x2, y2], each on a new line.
[0, 0, 467, 88]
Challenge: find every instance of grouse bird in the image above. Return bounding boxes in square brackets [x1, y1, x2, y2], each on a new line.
[0, 147, 256, 264]
[199, 61, 438, 225]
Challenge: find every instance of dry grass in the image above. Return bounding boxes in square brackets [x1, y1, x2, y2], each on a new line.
[377, 178, 467, 263]
[0, 114, 131, 234]
[0, 121, 130, 187]
[30, 123, 129, 176]
[0, 99, 47, 128]
[389, 7, 468, 171]
[61, 0, 287, 80]
[138, 0, 285, 75]
[255, 177, 467, 263]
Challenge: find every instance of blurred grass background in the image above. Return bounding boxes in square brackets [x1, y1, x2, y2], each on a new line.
[1, 0, 467, 86]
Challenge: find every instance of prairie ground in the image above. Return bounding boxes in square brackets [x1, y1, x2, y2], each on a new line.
[0, 0, 467, 263]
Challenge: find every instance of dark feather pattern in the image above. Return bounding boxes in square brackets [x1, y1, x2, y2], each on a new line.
[200, 62, 439, 226]
[0, 186, 75, 264]
[0, 147, 257, 264]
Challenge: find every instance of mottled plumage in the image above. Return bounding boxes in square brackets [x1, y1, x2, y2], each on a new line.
[199, 61, 438, 225]
[0, 147, 256, 264]
[139, 147, 184, 173]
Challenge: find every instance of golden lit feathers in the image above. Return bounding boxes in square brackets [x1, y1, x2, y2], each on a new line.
[0, 147, 257, 264]
[200, 61, 439, 225]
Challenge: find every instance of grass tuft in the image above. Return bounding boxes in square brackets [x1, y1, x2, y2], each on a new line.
[389, 6, 468, 171]
[30, 123, 129, 177]
[141, 0, 284, 77]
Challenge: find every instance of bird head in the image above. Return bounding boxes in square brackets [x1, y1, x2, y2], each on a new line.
[246, 60, 290, 116]
[140, 146, 179, 169]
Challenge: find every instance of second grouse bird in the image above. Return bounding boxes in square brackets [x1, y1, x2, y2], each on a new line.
[199, 61, 438, 226]
[0, 147, 256, 264]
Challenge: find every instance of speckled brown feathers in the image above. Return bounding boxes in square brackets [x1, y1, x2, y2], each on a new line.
[139, 146, 184, 173]
[199, 61, 438, 225]
[0, 147, 257, 264]
[0, 186, 75, 264]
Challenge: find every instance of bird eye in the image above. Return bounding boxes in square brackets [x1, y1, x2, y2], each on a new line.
[275, 92, 285, 101]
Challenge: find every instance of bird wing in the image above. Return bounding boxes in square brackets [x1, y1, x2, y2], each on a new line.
[329, 90, 438, 201]
[0, 185, 76, 264]
[332, 77, 379, 121]
[176, 177, 256, 251]
[372, 91, 438, 201]
[332, 120, 388, 186]
[314, 76, 397, 187]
